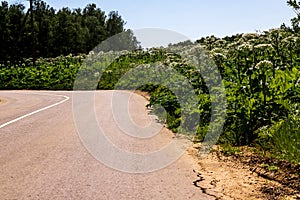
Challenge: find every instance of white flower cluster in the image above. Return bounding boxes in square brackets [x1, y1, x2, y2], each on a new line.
[211, 48, 225, 54]
[187, 44, 206, 54]
[255, 60, 273, 69]
[94, 72, 100, 77]
[247, 39, 258, 44]
[237, 43, 253, 51]
[169, 62, 179, 68]
[227, 41, 240, 49]
[88, 51, 95, 56]
[242, 33, 259, 38]
[254, 44, 273, 50]
[269, 28, 280, 32]
[283, 36, 299, 43]
[268, 28, 282, 35]
[65, 53, 73, 58]
[213, 52, 227, 60]
[214, 39, 227, 46]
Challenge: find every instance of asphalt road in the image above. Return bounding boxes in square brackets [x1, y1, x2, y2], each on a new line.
[0, 91, 213, 200]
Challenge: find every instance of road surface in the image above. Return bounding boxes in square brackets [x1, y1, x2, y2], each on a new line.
[0, 91, 214, 200]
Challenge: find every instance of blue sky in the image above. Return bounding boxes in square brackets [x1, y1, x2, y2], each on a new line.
[8, 0, 296, 41]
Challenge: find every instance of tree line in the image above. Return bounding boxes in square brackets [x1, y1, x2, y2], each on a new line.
[0, 0, 129, 63]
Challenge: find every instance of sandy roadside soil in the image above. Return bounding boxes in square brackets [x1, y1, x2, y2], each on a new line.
[188, 145, 300, 200]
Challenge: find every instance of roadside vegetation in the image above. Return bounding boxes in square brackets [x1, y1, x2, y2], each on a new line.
[0, 0, 299, 173]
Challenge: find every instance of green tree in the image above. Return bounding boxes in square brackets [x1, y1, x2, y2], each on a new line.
[106, 11, 125, 37]
[287, 0, 300, 31]
[0, 1, 128, 61]
[83, 4, 107, 51]
[0, 2, 25, 62]
[33, 0, 56, 57]
[96, 29, 141, 52]
[0, 1, 10, 62]
[53, 7, 77, 55]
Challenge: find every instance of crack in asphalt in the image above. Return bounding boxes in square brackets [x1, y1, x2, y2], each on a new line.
[193, 169, 221, 200]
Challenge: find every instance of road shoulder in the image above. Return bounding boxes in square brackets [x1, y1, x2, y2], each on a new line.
[188, 145, 299, 200]
[134, 90, 299, 200]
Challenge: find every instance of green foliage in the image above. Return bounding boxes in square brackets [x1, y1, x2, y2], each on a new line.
[0, 55, 84, 89]
[147, 86, 181, 132]
[261, 163, 279, 172]
[194, 29, 300, 163]
[221, 144, 242, 156]
[256, 103, 300, 164]
[287, 0, 300, 31]
[195, 30, 300, 148]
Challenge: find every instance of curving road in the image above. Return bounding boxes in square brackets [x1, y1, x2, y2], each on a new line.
[0, 91, 213, 200]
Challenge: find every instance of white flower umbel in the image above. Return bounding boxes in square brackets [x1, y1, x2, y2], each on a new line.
[255, 60, 273, 69]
